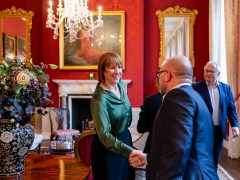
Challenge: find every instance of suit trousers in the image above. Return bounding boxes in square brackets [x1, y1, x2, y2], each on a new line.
[214, 126, 223, 167]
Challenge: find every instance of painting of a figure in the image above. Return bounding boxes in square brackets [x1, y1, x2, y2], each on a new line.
[60, 11, 125, 70]
[17, 36, 26, 57]
[3, 33, 16, 59]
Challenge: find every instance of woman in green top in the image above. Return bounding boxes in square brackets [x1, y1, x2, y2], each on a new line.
[91, 52, 140, 180]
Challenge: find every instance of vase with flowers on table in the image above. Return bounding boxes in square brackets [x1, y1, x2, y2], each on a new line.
[0, 56, 57, 177]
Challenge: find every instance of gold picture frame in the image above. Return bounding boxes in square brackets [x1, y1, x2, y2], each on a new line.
[156, 5, 198, 67]
[59, 11, 125, 70]
[3, 33, 16, 60]
[0, 6, 34, 64]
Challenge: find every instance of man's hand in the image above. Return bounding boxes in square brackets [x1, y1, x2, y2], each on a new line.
[232, 127, 240, 140]
[129, 150, 147, 168]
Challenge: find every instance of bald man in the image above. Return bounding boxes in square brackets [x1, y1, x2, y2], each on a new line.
[146, 56, 218, 179]
[192, 61, 239, 167]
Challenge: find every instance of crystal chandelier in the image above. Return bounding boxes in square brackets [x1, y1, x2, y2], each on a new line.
[46, 0, 103, 42]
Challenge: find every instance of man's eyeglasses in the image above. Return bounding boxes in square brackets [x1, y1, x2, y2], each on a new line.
[156, 70, 167, 78]
[204, 69, 216, 74]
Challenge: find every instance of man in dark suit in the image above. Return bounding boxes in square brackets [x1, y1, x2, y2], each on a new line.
[129, 56, 218, 179]
[192, 61, 239, 167]
[137, 92, 162, 153]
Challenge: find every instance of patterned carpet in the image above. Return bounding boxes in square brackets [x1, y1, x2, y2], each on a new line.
[135, 165, 234, 180]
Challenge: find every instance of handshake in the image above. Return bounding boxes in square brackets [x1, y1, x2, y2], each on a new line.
[128, 150, 147, 168]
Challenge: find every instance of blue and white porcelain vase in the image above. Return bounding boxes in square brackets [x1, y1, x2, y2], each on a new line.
[0, 119, 34, 176]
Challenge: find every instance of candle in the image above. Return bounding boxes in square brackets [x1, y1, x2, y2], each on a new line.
[98, 6, 102, 17]
[98, 6, 102, 14]
[49, 0, 53, 10]
[59, 0, 62, 7]
[90, 12, 93, 23]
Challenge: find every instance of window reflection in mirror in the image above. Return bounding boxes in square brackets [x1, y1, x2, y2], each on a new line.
[156, 6, 198, 67]
[0, 6, 34, 63]
[165, 17, 189, 59]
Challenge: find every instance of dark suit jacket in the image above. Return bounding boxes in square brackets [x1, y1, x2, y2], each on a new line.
[192, 80, 239, 138]
[147, 85, 218, 180]
[137, 93, 162, 153]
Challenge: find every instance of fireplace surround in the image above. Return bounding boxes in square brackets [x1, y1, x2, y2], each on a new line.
[52, 79, 132, 129]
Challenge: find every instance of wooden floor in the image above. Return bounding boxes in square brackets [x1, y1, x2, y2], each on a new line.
[219, 148, 240, 179]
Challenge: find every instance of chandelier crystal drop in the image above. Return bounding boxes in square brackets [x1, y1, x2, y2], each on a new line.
[46, 0, 103, 42]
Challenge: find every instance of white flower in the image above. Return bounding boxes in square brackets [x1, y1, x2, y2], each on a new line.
[0, 131, 14, 143]
[16, 72, 30, 85]
[18, 147, 28, 156]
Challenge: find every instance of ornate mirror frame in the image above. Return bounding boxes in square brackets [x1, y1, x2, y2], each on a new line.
[0, 6, 34, 63]
[156, 5, 198, 67]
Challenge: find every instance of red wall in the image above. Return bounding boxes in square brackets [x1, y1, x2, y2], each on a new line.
[0, 0, 209, 107]
[3, 17, 25, 37]
[42, 0, 144, 107]
[144, 0, 209, 97]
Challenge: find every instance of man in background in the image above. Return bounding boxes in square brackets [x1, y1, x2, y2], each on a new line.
[192, 61, 239, 167]
[137, 88, 162, 153]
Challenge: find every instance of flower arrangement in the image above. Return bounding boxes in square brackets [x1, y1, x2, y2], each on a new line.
[0, 56, 58, 125]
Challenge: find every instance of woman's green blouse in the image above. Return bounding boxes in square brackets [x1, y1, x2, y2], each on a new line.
[91, 81, 134, 158]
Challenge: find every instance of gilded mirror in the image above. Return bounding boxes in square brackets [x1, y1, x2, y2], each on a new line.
[156, 5, 198, 66]
[0, 6, 34, 63]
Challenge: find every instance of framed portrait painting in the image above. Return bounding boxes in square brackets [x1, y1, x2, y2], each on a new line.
[59, 11, 125, 70]
[16, 36, 26, 57]
[3, 33, 16, 59]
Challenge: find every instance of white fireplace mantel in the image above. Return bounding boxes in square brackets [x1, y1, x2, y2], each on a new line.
[53, 79, 132, 96]
[43, 79, 146, 151]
